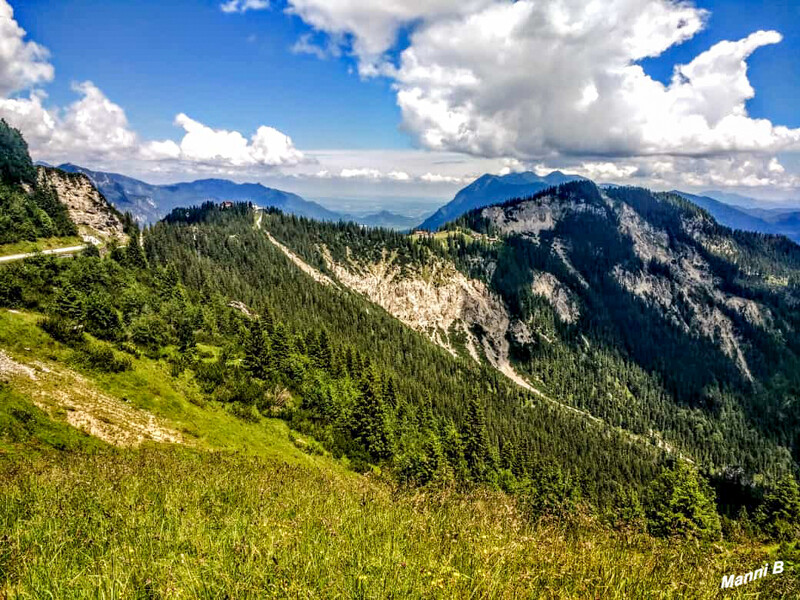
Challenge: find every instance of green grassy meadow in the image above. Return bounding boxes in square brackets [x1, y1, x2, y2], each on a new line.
[1, 309, 798, 598]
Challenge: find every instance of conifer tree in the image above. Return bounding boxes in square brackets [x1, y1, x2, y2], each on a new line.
[0, 119, 36, 184]
[756, 474, 800, 541]
[125, 230, 148, 269]
[243, 318, 270, 380]
[352, 367, 393, 460]
[463, 396, 490, 480]
[644, 462, 721, 540]
[52, 282, 84, 321]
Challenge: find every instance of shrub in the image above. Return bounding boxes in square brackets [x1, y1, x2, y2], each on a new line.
[130, 314, 169, 350]
[755, 475, 800, 541]
[84, 292, 122, 341]
[39, 315, 84, 345]
[77, 342, 133, 373]
[230, 401, 261, 423]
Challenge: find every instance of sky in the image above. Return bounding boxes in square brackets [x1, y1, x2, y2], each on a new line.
[1, 0, 799, 212]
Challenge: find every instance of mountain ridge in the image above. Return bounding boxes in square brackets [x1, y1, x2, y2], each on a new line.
[418, 170, 586, 231]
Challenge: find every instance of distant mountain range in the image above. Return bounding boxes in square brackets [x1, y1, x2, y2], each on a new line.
[54, 164, 431, 231]
[675, 191, 800, 243]
[347, 210, 423, 231]
[57, 164, 341, 224]
[418, 171, 586, 231]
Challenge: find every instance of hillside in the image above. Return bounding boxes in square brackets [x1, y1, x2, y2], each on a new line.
[348, 209, 423, 231]
[37, 166, 127, 244]
[262, 182, 800, 486]
[2, 198, 799, 595]
[58, 163, 342, 224]
[0, 120, 126, 257]
[418, 171, 585, 231]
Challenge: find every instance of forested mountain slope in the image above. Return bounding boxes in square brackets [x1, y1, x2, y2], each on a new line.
[3, 191, 800, 595]
[259, 181, 800, 495]
[0, 120, 78, 247]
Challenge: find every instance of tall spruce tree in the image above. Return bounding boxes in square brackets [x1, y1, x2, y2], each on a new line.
[644, 462, 721, 541]
[0, 119, 36, 185]
[756, 474, 800, 541]
[352, 367, 393, 460]
[464, 396, 491, 480]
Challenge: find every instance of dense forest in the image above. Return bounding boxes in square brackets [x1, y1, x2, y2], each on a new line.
[226, 184, 800, 530]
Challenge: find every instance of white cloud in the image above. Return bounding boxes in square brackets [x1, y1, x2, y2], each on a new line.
[287, 0, 800, 161]
[0, 81, 305, 170]
[0, 0, 53, 95]
[420, 172, 467, 184]
[286, 0, 493, 74]
[220, 0, 269, 14]
[336, 168, 410, 181]
[340, 167, 383, 179]
[0, 82, 138, 163]
[164, 113, 305, 167]
[537, 154, 800, 191]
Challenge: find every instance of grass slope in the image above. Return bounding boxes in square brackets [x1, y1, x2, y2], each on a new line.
[0, 309, 340, 466]
[2, 448, 797, 598]
[1, 309, 798, 597]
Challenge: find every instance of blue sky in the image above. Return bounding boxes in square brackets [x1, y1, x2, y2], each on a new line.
[3, 0, 800, 207]
[16, 0, 407, 149]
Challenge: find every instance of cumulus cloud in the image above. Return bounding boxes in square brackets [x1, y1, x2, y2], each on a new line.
[420, 172, 468, 184]
[0, 82, 138, 163]
[220, 0, 269, 14]
[0, 82, 305, 170]
[291, 33, 341, 60]
[334, 168, 410, 181]
[287, 0, 800, 161]
[154, 113, 305, 167]
[0, 0, 53, 95]
[287, 0, 492, 74]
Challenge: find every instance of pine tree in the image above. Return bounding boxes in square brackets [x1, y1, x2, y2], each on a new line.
[52, 282, 84, 321]
[243, 318, 270, 380]
[84, 292, 122, 341]
[463, 396, 490, 480]
[270, 323, 291, 373]
[756, 474, 800, 541]
[352, 367, 393, 460]
[125, 230, 148, 269]
[0, 119, 36, 184]
[644, 462, 721, 541]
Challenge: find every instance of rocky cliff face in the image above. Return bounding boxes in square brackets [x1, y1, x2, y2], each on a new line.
[320, 248, 534, 389]
[37, 167, 127, 244]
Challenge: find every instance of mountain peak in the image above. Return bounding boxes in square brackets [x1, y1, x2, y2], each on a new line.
[418, 170, 586, 231]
